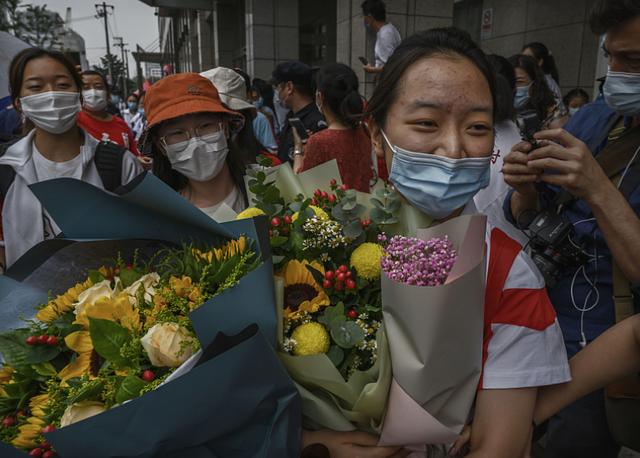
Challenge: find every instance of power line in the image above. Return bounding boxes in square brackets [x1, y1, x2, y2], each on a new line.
[95, 3, 115, 83]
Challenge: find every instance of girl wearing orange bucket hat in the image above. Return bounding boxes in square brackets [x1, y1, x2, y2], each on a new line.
[143, 73, 247, 219]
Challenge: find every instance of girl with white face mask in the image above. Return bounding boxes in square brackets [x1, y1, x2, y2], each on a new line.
[0, 48, 142, 270]
[310, 28, 569, 458]
[145, 73, 248, 220]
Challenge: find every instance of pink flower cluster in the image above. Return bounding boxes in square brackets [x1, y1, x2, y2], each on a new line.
[380, 234, 458, 286]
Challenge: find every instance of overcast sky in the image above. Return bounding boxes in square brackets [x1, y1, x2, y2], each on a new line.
[30, 0, 159, 76]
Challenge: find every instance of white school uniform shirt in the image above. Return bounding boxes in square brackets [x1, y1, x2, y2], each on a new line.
[462, 201, 571, 389]
[0, 129, 142, 267]
[375, 23, 402, 67]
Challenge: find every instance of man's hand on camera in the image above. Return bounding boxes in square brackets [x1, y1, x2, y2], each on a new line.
[503, 141, 541, 198]
[527, 129, 611, 204]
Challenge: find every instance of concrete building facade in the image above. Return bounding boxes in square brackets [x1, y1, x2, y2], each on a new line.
[142, 0, 606, 99]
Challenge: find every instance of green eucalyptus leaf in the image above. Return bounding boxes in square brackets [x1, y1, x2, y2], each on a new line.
[331, 205, 346, 221]
[331, 321, 365, 349]
[370, 198, 385, 210]
[387, 197, 402, 213]
[370, 207, 387, 223]
[256, 171, 266, 182]
[383, 216, 399, 225]
[289, 202, 302, 212]
[343, 219, 363, 239]
[342, 200, 357, 211]
[327, 345, 344, 366]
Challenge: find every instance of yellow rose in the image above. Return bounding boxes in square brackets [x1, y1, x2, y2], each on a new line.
[73, 280, 116, 317]
[141, 323, 196, 367]
[60, 401, 106, 427]
[123, 273, 160, 306]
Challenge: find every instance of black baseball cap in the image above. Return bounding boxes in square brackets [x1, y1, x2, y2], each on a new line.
[271, 61, 313, 87]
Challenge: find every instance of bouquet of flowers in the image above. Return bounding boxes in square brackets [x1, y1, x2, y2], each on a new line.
[0, 174, 301, 457]
[240, 160, 486, 448]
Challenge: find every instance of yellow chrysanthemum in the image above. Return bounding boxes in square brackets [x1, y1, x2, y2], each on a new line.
[350, 243, 384, 280]
[292, 205, 329, 222]
[36, 278, 93, 323]
[282, 260, 330, 320]
[58, 331, 94, 382]
[11, 416, 45, 449]
[291, 322, 330, 356]
[168, 276, 203, 310]
[0, 366, 14, 383]
[236, 207, 266, 220]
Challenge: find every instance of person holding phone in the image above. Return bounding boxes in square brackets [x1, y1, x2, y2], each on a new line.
[272, 61, 325, 163]
[361, 0, 401, 74]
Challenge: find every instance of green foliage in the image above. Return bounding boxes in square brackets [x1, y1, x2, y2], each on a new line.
[0, 1, 65, 49]
[369, 186, 401, 225]
[115, 375, 147, 404]
[0, 329, 59, 366]
[89, 318, 132, 368]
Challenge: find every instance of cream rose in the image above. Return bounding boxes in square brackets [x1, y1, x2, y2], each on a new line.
[73, 280, 116, 317]
[123, 273, 160, 306]
[60, 401, 106, 427]
[141, 323, 196, 367]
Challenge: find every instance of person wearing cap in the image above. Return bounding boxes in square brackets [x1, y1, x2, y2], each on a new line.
[200, 67, 280, 166]
[272, 61, 325, 163]
[143, 73, 248, 220]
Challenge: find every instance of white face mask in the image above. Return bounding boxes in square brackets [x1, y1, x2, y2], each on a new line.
[20, 91, 81, 134]
[82, 89, 108, 112]
[164, 131, 229, 182]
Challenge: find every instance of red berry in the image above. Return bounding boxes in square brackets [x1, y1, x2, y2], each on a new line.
[322, 280, 332, 289]
[336, 272, 346, 282]
[126, 264, 133, 270]
[2, 416, 15, 427]
[46, 336, 58, 346]
[330, 179, 337, 187]
[340, 184, 348, 191]
[346, 279, 357, 290]
[38, 335, 48, 345]
[142, 370, 155, 382]
[283, 215, 292, 225]
[311, 198, 318, 205]
[314, 189, 322, 197]
[321, 191, 328, 199]
[41, 442, 52, 450]
[270, 217, 281, 227]
[28, 449, 43, 457]
[42, 451, 56, 458]
[346, 271, 353, 278]
[41, 424, 55, 434]
[324, 271, 334, 280]
[25, 336, 38, 345]
[335, 282, 344, 291]
[328, 194, 336, 203]
[347, 309, 358, 319]
[268, 229, 274, 237]
[338, 265, 348, 273]
[114, 266, 121, 275]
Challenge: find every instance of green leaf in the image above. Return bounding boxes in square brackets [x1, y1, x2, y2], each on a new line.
[370, 198, 385, 210]
[119, 268, 142, 288]
[88, 269, 106, 284]
[68, 380, 105, 404]
[270, 235, 289, 247]
[327, 345, 344, 367]
[89, 318, 132, 367]
[31, 362, 57, 377]
[342, 200, 357, 211]
[318, 303, 345, 329]
[289, 202, 302, 213]
[364, 304, 381, 312]
[369, 207, 387, 224]
[343, 219, 363, 239]
[0, 329, 60, 366]
[331, 205, 346, 221]
[263, 185, 281, 203]
[382, 216, 399, 225]
[115, 375, 147, 404]
[256, 171, 266, 182]
[272, 255, 285, 265]
[330, 321, 365, 349]
[387, 197, 402, 213]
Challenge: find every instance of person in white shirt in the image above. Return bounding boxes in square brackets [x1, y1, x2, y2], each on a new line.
[361, 0, 402, 75]
[0, 48, 142, 270]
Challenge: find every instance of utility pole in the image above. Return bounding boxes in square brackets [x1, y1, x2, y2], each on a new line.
[95, 3, 114, 85]
[113, 36, 129, 98]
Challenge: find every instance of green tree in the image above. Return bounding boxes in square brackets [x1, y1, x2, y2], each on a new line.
[94, 53, 134, 94]
[0, 1, 65, 49]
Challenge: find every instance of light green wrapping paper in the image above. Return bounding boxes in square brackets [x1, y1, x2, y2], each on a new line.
[275, 279, 392, 433]
[381, 215, 487, 434]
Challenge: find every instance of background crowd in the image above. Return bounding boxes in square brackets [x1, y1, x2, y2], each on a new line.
[0, 0, 639, 457]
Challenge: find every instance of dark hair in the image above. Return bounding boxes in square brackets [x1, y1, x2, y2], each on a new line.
[233, 68, 252, 95]
[150, 127, 248, 204]
[367, 27, 497, 129]
[316, 63, 363, 129]
[361, 0, 386, 22]
[563, 88, 590, 107]
[486, 54, 516, 122]
[509, 54, 557, 121]
[252, 78, 276, 113]
[9, 47, 82, 133]
[522, 42, 560, 85]
[81, 70, 111, 94]
[233, 108, 267, 163]
[590, 0, 640, 34]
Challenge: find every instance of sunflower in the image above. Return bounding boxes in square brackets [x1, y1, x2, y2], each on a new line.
[57, 331, 99, 382]
[36, 278, 93, 323]
[11, 395, 49, 449]
[282, 260, 330, 321]
[193, 236, 249, 263]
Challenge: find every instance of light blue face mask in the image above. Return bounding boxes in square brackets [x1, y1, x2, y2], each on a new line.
[254, 97, 264, 109]
[603, 70, 640, 116]
[383, 131, 491, 219]
[514, 84, 531, 110]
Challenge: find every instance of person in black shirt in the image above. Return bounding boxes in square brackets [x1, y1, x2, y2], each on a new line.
[272, 61, 325, 163]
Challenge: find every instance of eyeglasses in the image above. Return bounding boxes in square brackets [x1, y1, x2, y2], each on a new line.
[160, 121, 223, 149]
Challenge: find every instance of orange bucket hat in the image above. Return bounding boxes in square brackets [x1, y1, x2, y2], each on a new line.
[144, 72, 243, 129]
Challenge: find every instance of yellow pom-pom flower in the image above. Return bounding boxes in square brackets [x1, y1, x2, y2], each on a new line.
[350, 243, 384, 280]
[236, 207, 266, 220]
[292, 205, 329, 222]
[291, 322, 330, 356]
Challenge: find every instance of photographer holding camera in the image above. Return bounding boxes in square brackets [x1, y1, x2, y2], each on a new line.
[503, 0, 640, 456]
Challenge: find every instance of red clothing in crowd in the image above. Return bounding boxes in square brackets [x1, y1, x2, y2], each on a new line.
[77, 111, 140, 155]
[300, 127, 373, 192]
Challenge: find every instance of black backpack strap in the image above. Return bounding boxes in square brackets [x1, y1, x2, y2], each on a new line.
[94, 141, 126, 193]
[0, 136, 22, 198]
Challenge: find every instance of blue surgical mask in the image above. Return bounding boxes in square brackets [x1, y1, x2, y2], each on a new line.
[382, 131, 491, 219]
[568, 106, 580, 116]
[514, 84, 531, 110]
[273, 89, 287, 109]
[128, 101, 137, 111]
[111, 94, 121, 105]
[254, 97, 264, 109]
[138, 107, 145, 115]
[603, 70, 640, 116]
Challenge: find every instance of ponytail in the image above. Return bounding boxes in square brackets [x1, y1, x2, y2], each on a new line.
[316, 63, 364, 130]
[523, 42, 560, 85]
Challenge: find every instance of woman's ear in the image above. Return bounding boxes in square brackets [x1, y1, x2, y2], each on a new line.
[368, 120, 385, 159]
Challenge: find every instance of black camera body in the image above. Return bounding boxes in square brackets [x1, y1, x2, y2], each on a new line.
[525, 209, 587, 287]
[516, 109, 542, 148]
